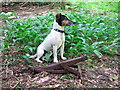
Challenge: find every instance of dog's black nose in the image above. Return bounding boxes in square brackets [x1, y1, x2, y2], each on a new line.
[73, 22, 76, 24]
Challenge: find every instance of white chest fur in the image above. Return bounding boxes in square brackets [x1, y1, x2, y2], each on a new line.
[38, 20, 65, 51]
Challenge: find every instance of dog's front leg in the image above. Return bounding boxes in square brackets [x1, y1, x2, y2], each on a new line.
[60, 42, 67, 60]
[53, 46, 58, 63]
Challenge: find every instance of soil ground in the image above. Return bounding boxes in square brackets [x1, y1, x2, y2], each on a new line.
[2, 4, 57, 18]
[1, 4, 120, 88]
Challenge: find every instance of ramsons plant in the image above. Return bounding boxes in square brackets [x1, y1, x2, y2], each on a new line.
[3, 11, 120, 62]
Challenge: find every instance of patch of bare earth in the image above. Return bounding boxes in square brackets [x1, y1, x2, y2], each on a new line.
[2, 4, 57, 18]
[1, 4, 120, 88]
[2, 52, 119, 88]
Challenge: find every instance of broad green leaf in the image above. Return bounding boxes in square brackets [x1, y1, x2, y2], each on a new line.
[93, 50, 103, 58]
[92, 41, 104, 48]
[60, 75, 73, 79]
[22, 55, 31, 63]
[45, 53, 51, 62]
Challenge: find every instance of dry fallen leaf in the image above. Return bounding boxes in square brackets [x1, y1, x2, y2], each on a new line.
[35, 76, 51, 84]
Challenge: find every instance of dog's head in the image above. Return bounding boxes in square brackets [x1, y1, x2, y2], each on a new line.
[56, 13, 75, 26]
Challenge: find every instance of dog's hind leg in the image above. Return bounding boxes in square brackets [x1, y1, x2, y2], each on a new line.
[42, 51, 52, 60]
[29, 54, 37, 58]
[35, 49, 44, 63]
[49, 51, 53, 57]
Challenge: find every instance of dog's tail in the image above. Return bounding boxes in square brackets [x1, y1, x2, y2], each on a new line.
[26, 53, 37, 58]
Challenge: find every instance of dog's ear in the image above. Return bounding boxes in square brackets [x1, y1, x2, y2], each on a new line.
[56, 13, 61, 23]
[56, 13, 61, 19]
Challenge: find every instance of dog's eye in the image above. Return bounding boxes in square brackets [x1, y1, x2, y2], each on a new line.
[65, 17, 68, 20]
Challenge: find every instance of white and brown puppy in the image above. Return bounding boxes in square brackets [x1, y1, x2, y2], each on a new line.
[30, 13, 75, 63]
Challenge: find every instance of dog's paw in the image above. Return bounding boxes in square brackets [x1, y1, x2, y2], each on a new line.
[35, 59, 42, 63]
[26, 53, 30, 56]
[42, 56, 46, 61]
[61, 57, 67, 60]
[53, 59, 58, 63]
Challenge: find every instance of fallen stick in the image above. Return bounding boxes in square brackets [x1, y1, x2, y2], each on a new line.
[31, 55, 87, 76]
[11, 81, 20, 88]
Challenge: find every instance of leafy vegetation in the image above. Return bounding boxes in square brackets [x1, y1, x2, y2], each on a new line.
[0, 12, 17, 20]
[2, 10, 119, 63]
[64, 2, 118, 18]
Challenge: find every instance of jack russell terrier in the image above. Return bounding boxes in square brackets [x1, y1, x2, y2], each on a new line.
[29, 13, 75, 63]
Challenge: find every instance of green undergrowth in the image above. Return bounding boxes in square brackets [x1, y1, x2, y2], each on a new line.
[2, 11, 120, 64]
[59, 2, 118, 18]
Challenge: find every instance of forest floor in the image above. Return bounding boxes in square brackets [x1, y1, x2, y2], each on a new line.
[1, 4, 120, 88]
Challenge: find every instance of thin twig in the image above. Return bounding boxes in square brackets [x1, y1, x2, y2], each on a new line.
[11, 81, 20, 88]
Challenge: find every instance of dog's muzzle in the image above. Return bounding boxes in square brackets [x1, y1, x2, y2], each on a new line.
[67, 20, 76, 26]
